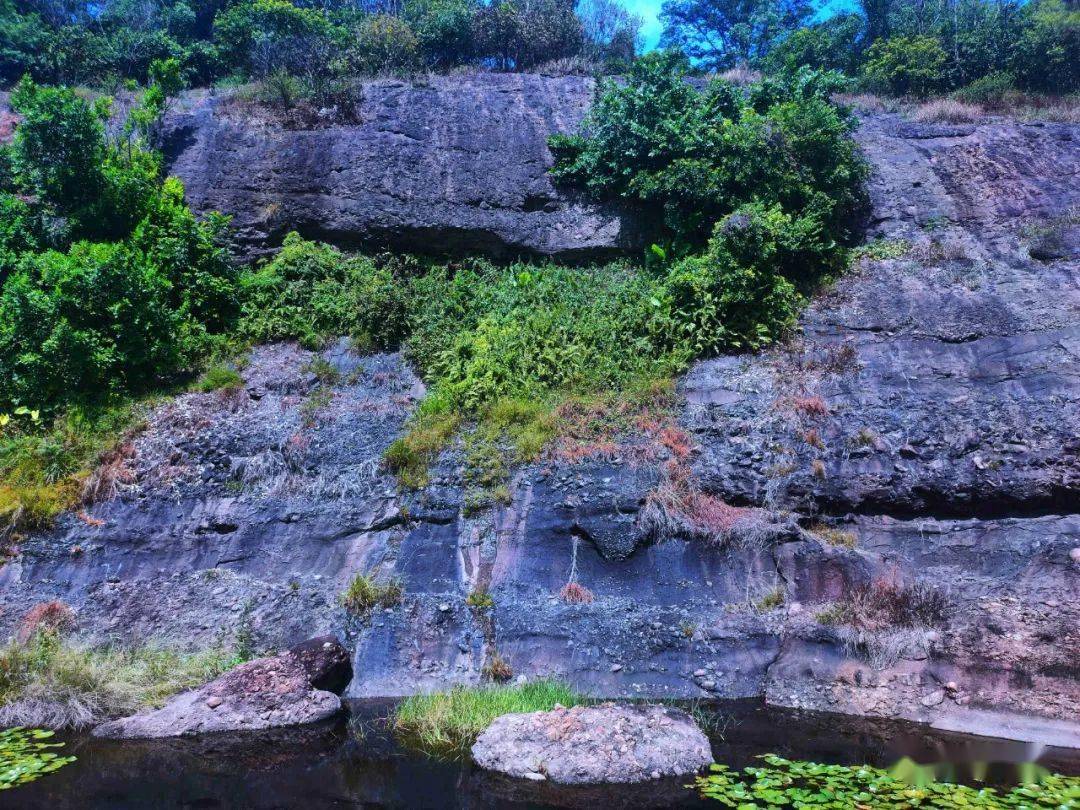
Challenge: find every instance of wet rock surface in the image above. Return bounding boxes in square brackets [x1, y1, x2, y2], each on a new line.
[93, 637, 349, 738]
[157, 75, 640, 262]
[0, 106, 1078, 740]
[471, 703, 713, 784]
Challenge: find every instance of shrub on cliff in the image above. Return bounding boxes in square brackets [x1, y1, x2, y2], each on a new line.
[406, 259, 680, 411]
[239, 232, 407, 351]
[551, 53, 865, 252]
[550, 52, 866, 353]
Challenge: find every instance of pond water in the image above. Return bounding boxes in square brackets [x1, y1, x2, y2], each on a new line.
[4, 700, 1079, 809]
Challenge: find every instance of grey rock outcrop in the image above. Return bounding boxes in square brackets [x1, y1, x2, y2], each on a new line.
[1, 97, 1077, 742]
[93, 637, 350, 738]
[471, 704, 713, 784]
[158, 75, 640, 261]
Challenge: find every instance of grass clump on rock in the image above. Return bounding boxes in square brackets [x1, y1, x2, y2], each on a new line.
[338, 573, 403, 617]
[393, 679, 583, 756]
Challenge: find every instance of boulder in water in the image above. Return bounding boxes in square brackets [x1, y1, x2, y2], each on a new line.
[93, 638, 350, 738]
[471, 703, 713, 785]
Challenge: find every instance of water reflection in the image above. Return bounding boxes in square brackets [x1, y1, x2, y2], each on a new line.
[2, 700, 1076, 809]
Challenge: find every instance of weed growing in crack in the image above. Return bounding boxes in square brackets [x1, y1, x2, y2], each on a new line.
[339, 574, 403, 617]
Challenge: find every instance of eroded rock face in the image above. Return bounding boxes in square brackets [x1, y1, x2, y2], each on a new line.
[471, 704, 713, 784]
[157, 75, 640, 262]
[93, 638, 349, 738]
[1, 107, 1077, 741]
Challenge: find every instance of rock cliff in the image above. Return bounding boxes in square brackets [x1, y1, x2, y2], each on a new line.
[157, 74, 639, 261]
[1, 77, 1078, 744]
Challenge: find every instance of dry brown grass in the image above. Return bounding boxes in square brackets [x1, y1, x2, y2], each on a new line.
[716, 65, 762, 86]
[638, 460, 772, 548]
[794, 396, 829, 417]
[819, 579, 949, 631]
[559, 582, 594, 604]
[483, 652, 513, 682]
[17, 601, 76, 644]
[80, 441, 137, 504]
[911, 98, 983, 123]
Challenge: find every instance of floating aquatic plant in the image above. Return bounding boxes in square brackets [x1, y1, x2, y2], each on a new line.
[694, 754, 1080, 808]
[0, 727, 76, 790]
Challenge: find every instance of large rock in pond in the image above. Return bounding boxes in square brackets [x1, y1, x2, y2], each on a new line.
[93, 637, 350, 738]
[471, 703, 713, 784]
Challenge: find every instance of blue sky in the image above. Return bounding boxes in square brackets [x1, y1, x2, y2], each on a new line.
[623, 0, 665, 49]
[620, 0, 856, 52]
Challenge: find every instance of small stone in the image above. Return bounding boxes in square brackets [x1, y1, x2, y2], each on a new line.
[693, 669, 707, 678]
[1070, 547, 1080, 564]
[206, 696, 223, 709]
[611, 664, 623, 672]
[700, 681, 716, 690]
[438, 603, 450, 612]
[921, 690, 945, 707]
[946, 681, 958, 692]
[523, 771, 546, 782]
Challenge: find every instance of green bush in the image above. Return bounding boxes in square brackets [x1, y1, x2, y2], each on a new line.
[394, 679, 583, 755]
[954, 71, 1016, 105]
[861, 35, 948, 97]
[406, 260, 681, 411]
[549, 52, 866, 251]
[350, 14, 421, 75]
[8, 78, 108, 218]
[658, 205, 807, 353]
[1010, 0, 1080, 94]
[238, 232, 407, 351]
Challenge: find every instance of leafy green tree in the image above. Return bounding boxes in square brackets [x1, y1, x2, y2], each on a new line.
[9, 78, 107, 217]
[213, 0, 344, 78]
[351, 13, 421, 74]
[659, 0, 813, 69]
[405, 0, 479, 68]
[764, 13, 864, 75]
[1010, 0, 1079, 93]
[473, 0, 584, 70]
[861, 34, 948, 96]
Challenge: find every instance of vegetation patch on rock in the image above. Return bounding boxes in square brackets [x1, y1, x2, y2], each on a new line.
[393, 680, 582, 757]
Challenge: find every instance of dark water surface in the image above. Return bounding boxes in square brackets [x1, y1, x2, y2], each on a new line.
[5, 700, 1079, 809]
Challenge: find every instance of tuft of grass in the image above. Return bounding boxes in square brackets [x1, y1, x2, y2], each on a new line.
[393, 679, 583, 756]
[0, 401, 147, 546]
[755, 587, 785, 612]
[910, 98, 983, 123]
[818, 580, 948, 631]
[558, 582, 594, 604]
[383, 409, 460, 490]
[855, 239, 910, 262]
[195, 364, 243, 393]
[465, 589, 494, 610]
[810, 523, 858, 548]
[0, 630, 241, 730]
[339, 573, 403, 617]
[482, 652, 513, 683]
[304, 357, 341, 386]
